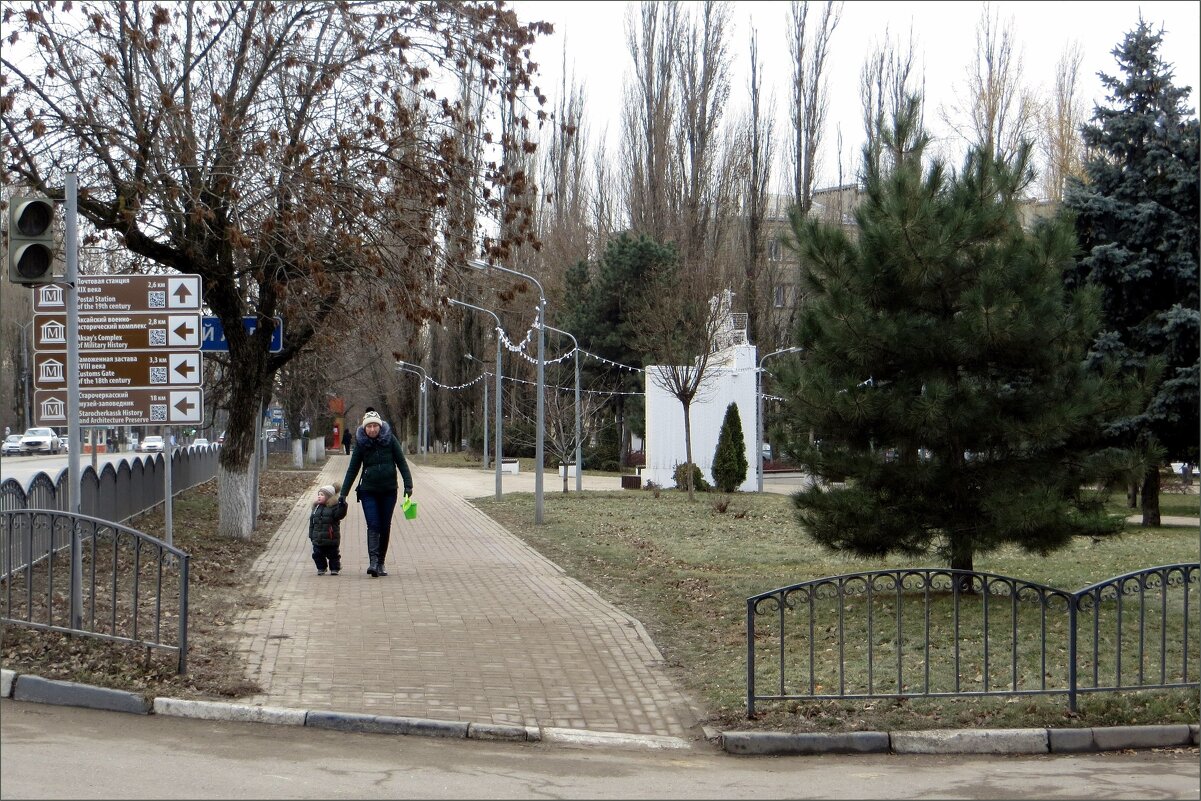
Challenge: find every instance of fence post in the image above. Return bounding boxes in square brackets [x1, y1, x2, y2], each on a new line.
[178, 552, 189, 674]
[1068, 592, 1079, 712]
[746, 597, 756, 717]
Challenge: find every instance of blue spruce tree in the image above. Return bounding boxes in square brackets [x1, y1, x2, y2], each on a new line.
[1064, 19, 1200, 526]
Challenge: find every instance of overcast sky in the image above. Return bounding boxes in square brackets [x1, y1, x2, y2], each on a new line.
[508, 0, 1201, 191]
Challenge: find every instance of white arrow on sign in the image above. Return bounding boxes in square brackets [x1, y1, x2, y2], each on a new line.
[169, 390, 202, 423]
[167, 314, 200, 347]
[166, 276, 202, 310]
[168, 352, 202, 384]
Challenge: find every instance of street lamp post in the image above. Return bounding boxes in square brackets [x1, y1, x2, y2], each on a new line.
[463, 354, 490, 467]
[757, 346, 802, 492]
[449, 298, 504, 500]
[467, 259, 546, 524]
[545, 324, 582, 493]
[396, 361, 429, 461]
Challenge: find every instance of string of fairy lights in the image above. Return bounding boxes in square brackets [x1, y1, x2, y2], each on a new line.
[409, 316, 795, 401]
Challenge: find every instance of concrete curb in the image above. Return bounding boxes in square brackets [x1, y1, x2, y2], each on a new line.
[2, 670, 1197, 755]
[541, 727, 692, 751]
[11, 674, 150, 715]
[154, 697, 306, 726]
[891, 728, 1048, 755]
[722, 724, 1201, 756]
[305, 710, 468, 739]
[722, 730, 889, 755]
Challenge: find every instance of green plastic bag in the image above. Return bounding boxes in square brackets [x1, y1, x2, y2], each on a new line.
[402, 495, 417, 520]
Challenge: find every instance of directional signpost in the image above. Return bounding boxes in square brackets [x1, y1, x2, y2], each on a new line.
[34, 352, 202, 388]
[31, 275, 204, 427]
[32, 313, 202, 352]
[34, 388, 203, 426]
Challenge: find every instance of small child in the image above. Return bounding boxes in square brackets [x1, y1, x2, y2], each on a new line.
[309, 484, 348, 575]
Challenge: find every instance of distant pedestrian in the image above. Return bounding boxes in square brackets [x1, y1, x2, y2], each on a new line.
[1181, 462, 1193, 487]
[340, 408, 413, 578]
[343, 423, 352, 455]
[308, 484, 347, 576]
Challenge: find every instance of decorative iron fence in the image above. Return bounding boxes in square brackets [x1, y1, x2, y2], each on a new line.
[1, 509, 189, 673]
[0, 448, 217, 577]
[0, 447, 219, 518]
[746, 565, 1200, 716]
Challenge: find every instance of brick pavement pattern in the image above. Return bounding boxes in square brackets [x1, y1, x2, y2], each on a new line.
[233, 456, 702, 738]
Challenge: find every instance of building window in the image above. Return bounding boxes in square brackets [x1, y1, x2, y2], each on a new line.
[773, 285, 786, 308]
[768, 238, 782, 261]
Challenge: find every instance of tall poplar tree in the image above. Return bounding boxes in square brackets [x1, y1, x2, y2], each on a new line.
[1064, 19, 1200, 525]
[781, 97, 1132, 574]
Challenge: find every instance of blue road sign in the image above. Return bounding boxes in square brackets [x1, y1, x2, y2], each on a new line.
[201, 316, 283, 353]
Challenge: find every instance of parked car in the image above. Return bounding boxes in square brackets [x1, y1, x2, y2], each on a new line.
[2, 434, 24, 456]
[19, 427, 61, 455]
[138, 435, 164, 453]
[192, 437, 211, 449]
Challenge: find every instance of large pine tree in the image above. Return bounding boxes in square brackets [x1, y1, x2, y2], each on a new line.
[781, 97, 1133, 573]
[1064, 19, 1200, 525]
[563, 234, 677, 464]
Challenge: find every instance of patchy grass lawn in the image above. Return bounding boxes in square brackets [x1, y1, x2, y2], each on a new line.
[474, 481, 1199, 733]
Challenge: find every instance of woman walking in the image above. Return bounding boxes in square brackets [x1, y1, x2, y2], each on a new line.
[340, 409, 413, 577]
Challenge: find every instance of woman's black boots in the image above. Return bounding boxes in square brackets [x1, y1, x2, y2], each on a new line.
[366, 529, 380, 577]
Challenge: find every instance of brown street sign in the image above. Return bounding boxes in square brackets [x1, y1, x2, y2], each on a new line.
[34, 388, 204, 427]
[32, 275, 202, 314]
[33, 313, 202, 352]
[34, 352, 202, 390]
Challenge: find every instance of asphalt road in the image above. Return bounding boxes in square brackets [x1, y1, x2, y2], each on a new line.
[2, 701, 1198, 800]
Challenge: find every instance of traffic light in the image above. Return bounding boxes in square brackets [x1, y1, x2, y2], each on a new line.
[7, 195, 58, 284]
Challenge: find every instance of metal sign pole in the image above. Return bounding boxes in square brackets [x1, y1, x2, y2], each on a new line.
[65, 174, 83, 629]
[164, 425, 173, 546]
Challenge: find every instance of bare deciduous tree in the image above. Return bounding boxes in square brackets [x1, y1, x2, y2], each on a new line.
[860, 25, 921, 180]
[1, 2, 549, 538]
[535, 48, 592, 301]
[941, 2, 1038, 163]
[1038, 41, 1086, 201]
[787, 0, 842, 217]
[674, 1, 733, 276]
[737, 27, 776, 353]
[591, 135, 619, 255]
[633, 262, 728, 501]
[505, 363, 615, 493]
[622, 0, 681, 241]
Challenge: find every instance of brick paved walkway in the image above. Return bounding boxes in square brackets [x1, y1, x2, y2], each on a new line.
[233, 456, 703, 739]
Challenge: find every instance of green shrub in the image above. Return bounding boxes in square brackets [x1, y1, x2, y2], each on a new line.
[673, 462, 710, 492]
[712, 402, 748, 492]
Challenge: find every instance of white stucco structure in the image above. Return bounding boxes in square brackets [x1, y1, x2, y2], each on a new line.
[643, 300, 759, 491]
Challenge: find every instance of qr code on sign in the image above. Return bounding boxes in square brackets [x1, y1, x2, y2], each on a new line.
[148, 291, 166, 309]
[149, 367, 167, 384]
[150, 404, 167, 421]
[149, 328, 166, 346]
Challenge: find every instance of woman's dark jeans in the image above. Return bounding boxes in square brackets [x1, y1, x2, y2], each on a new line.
[360, 489, 398, 563]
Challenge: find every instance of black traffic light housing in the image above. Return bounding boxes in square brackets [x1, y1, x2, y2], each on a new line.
[7, 195, 58, 284]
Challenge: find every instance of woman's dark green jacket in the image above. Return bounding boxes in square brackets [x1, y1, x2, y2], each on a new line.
[340, 421, 413, 498]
